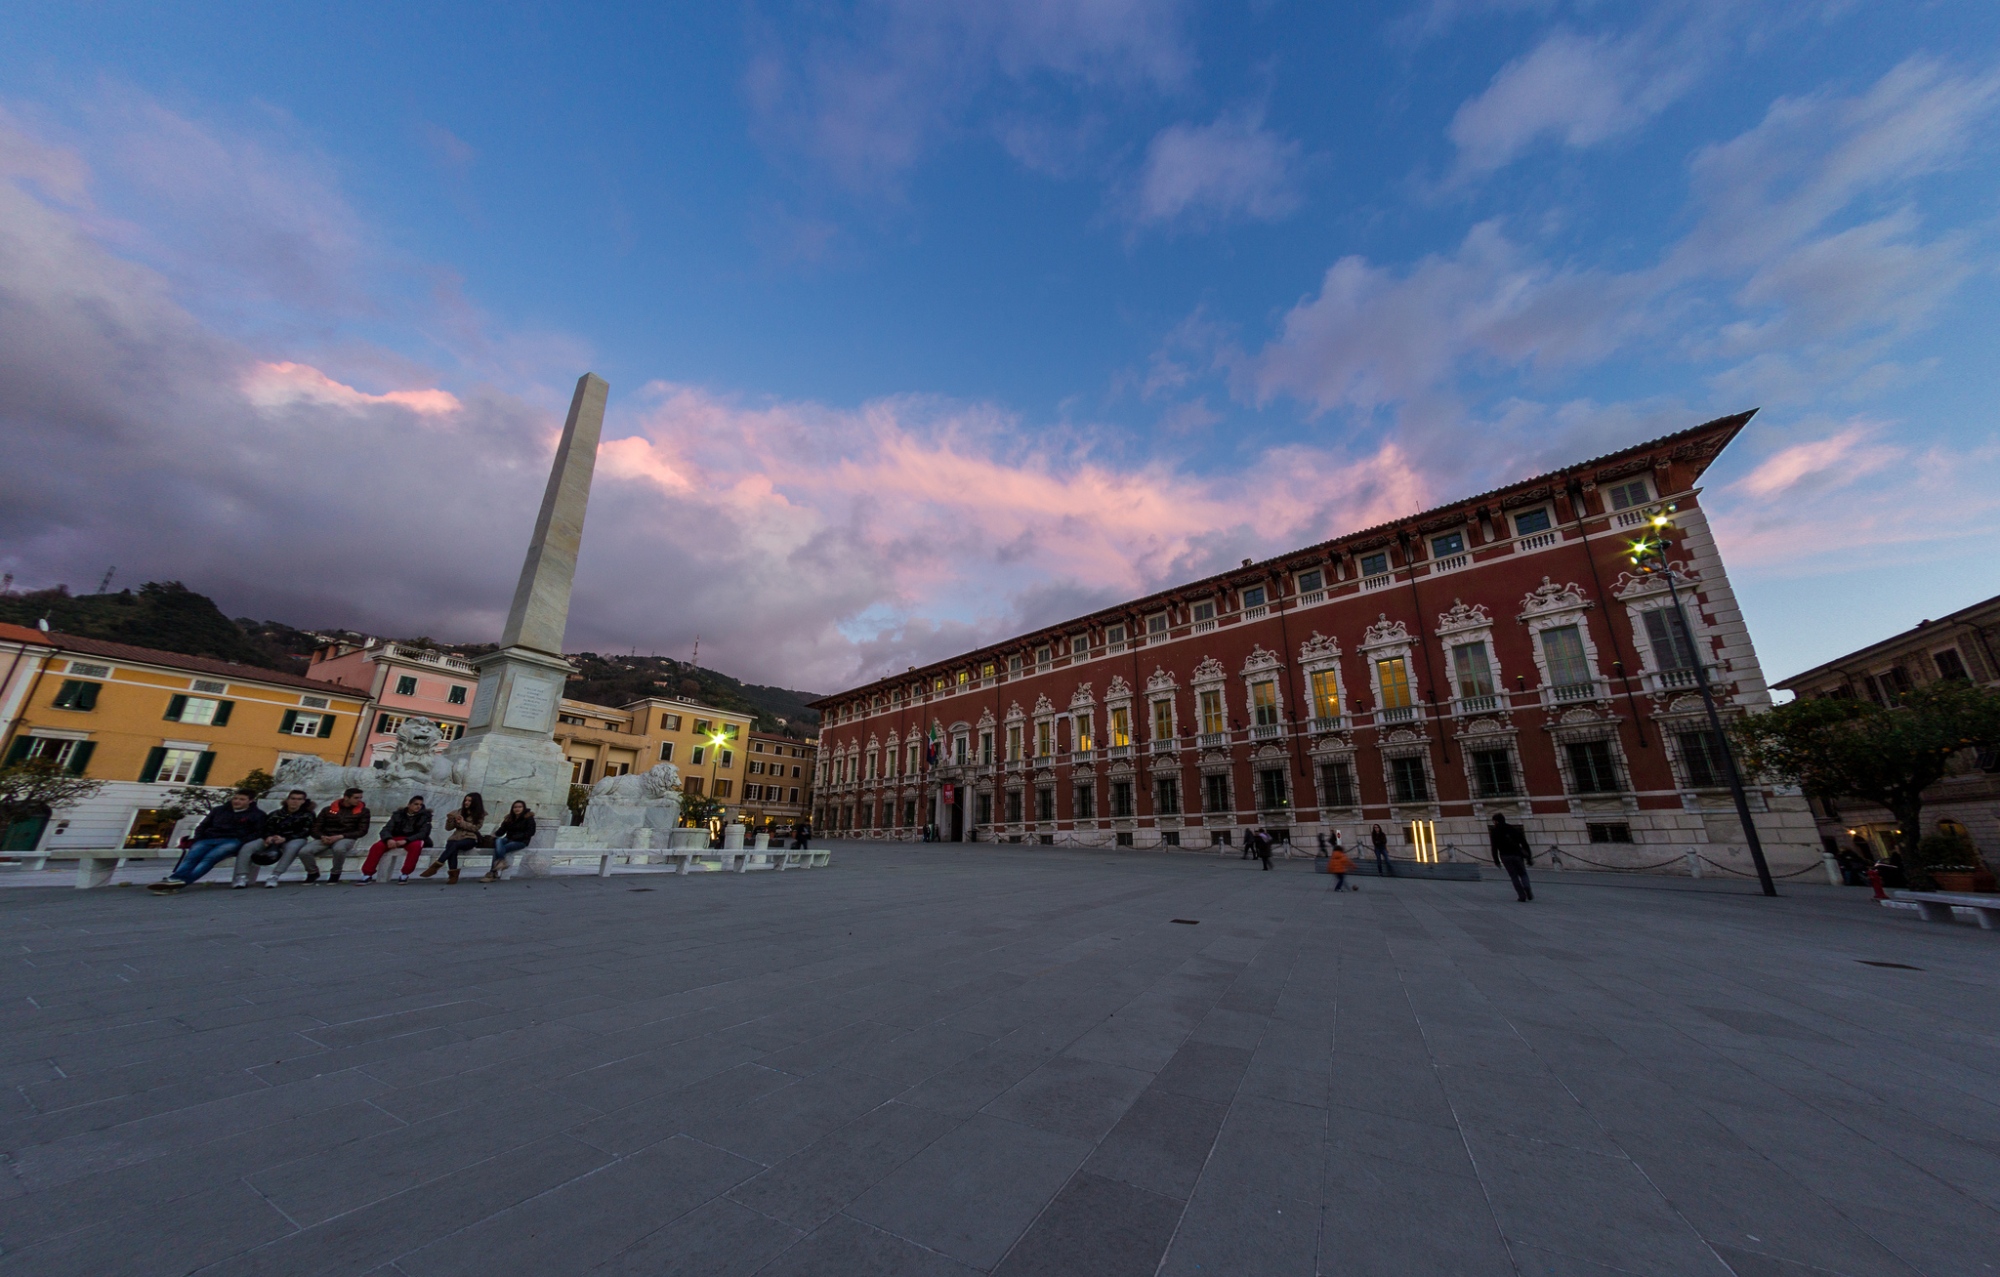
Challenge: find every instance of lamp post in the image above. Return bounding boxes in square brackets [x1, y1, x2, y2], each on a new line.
[1626, 511, 1777, 897]
[707, 729, 728, 840]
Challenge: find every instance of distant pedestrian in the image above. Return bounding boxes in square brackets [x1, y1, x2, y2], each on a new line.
[1327, 845, 1354, 890]
[483, 801, 537, 881]
[1370, 824, 1392, 877]
[1490, 812, 1534, 902]
[237, 789, 315, 887]
[151, 791, 265, 891]
[1315, 830, 1327, 860]
[290, 787, 368, 883]
[425, 792, 483, 884]
[1255, 828, 1274, 871]
[360, 796, 431, 883]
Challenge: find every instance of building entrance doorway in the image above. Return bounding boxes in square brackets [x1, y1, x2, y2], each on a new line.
[948, 799, 963, 842]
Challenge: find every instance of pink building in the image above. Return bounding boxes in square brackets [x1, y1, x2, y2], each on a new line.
[307, 640, 475, 766]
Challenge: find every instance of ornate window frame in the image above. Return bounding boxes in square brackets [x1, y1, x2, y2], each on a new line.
[1357, 614, 1423, 724]
[1297, 631, 1347, 732]
[1434, 598, 1506, 716]
[1454, 717, 1530, 817]
[1145, 666, 1180, 750]
[1104, 675, 1135, 752]
[1518, 578, 1607, 706]
[1191, 656, 1229, 749]
[1611, 562, 1718, 698]
[1240, 645, 1286, 737]
[1542, 704, 1637, 812]
[1376, 726, 1439, 820]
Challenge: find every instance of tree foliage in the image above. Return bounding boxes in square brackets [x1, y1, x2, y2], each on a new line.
[679, 792, 723, 829]
[0, 758, 105, 826]
[1733, 680, 2000, 863]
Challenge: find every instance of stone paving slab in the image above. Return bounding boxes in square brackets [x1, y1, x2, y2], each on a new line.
[0, 843, 1995, 1275]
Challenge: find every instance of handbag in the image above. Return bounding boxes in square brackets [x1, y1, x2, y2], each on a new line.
[476, 834, 496, 849]
[250, 842, 282, 866]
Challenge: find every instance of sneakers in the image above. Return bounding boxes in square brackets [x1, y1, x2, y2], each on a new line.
[305, 872, 321, 884]
[396, 873, 411, 883]
[356, 874, 375, 885]
[326, 872, 341, 883]
[148, 879, 185, 893]
[263, 879, 279, 888]
[231, 881, 249, 889]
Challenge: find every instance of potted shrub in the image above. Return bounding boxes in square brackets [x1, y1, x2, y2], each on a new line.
[1912, 831, 1982, 893]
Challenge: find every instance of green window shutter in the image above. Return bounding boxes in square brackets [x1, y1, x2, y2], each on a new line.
[139, 746, 167, 783]
[64, 742, 94, 776]
[279, 710, 298, 734]
[3, 736, 30, 765]
[76, 681, 99, 711]
[165, 694, 187, 722]
[190, 752, 216, 785]
[318, 713, 337, 738]
[212, 700, 233, 726]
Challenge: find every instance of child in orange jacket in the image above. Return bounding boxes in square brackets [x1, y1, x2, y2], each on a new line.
[1326, 846, 1354, 891]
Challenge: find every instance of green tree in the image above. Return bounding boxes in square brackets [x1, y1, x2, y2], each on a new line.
[1734, 680, 2000, 870]
[157, 768, 279, 824]
[0, 758, 105, 829]
[680, 792, 723, 828]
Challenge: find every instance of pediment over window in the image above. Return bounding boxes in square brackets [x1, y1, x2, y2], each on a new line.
[1106, 675, 1132, 698]
[1145, 667, 1177, 693]
[1069, 682, 1095, 708]
[1611, 564, 1700, 600]
[1435, 598, 1492, 637]
[1299, 631, 1342, 662]
[1361, 614, 1409, 649]
[1032, 694, 1054, 716]
[1240, 646, 1281, 677]
[1191, 657, 1226, 684]
[1520, 577, 1590, 617]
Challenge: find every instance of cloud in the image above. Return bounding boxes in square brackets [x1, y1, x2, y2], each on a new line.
[1448, 29, 1692, 175]
[1129, 109, 1305, 228]
[1733, 423, 1902, 498]
[745, 0, 1193, 196]
[241, 362, 462, 416]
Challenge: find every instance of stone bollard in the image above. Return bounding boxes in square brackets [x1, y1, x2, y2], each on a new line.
[1821, 852, 1842, 887]
[1686, 849, 1701, 879]
[754, 831, 770, 851]
[722, 822, 745, 850]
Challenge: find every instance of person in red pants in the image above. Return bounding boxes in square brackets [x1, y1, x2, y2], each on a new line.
[360, 796, 432, 883]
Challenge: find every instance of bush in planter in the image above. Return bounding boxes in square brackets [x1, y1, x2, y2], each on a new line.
[1907, 831, 1979, 892]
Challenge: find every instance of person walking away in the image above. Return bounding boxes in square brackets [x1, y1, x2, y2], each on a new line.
[361, 796, 432, 883]
[290, 787, 368, 883]
[1255, 828, 1274, 871]
[483, 801, 537, 881]
[799, 820, 812, 850]
[1490, 812, 1534, 902]
[1370, 824, 1392, 877]
[425, 792, 484, 883]
[1327, 844, 1355, 891]
[237, 789, 315, 887]
[151, 790, 265, 891]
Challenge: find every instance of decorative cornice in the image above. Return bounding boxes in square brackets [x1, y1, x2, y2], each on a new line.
[1299, 631, 1342, 663]
[1145, 666, 1178, 693]
[1069, 682, 1096, 708]
[1106, 675, 1132, 698]
[1191, 656, 1227, 684]
[1360, 613, 1410, 648]
[1435, 598, 1492, 637]
[1520, 577, 1590, 618]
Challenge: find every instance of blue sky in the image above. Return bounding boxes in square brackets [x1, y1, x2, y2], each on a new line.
[1, 1, 1996, 692]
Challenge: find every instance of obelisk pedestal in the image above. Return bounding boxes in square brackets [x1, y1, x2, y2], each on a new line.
[444, 373, 608, 863]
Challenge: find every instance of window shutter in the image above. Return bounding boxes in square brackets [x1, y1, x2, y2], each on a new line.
[279, 710, 298, 734]
[190, 752, 216, 785]
[318, 713, 336, 738]
[4, 736, 30, 765]
[165, 695, 188, 722]
[212, 700, 233, 726]
[64, 742, 94, 776]
[139, 746, 167, 784]
[76, 681, 99, 711]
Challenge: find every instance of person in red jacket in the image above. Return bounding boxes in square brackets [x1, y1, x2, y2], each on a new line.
[360, 796, 432, 883]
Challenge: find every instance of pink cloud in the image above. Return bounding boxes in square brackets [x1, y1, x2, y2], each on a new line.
[1734, 424, 1901, 499]
[239, 361, 462, 416]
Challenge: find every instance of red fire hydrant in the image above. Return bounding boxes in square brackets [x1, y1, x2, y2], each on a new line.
[1866, 865, 1886, 900]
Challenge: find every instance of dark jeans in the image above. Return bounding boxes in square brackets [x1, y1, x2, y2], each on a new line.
[1373, 848, 1392, 875]
[170, 838, 246, 884]
[1332, 873, 1348, 891]
[438, 838, 477, 868]
[490, 836, 529, 870]
[1501, 855, 1532, 900]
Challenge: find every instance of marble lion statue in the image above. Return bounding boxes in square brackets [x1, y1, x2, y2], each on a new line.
[581, 762, 683, 843]
[588, 761, 681, 803]
[273, 715, 457, 799]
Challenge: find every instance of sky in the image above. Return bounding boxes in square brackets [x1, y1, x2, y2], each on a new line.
[1, 1, 1996, 696]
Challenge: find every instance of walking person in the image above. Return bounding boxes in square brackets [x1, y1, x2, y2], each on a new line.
[1370, 824, 1392, 877]
[359, 796, 431, 883]
[1327, 843, 1355, 891]
[236, 789, 315, 887]
[1489, 812, 1534, 902]
[284, 786, 368, 883]
[1255, 828, 1274, 871]
[423, 792, 484, 884]
[482, 800, 537, 881]
[151, 790, 265, 891]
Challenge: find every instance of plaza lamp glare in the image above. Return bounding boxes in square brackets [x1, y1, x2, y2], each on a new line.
[1624, 509, 1778, 897]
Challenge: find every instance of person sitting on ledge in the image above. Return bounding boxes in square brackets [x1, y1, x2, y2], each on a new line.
[236, 789, 315, 888]
[151, 790, 264, 892]
[359, 796, 431, 884]
[483, 800, 537, 881]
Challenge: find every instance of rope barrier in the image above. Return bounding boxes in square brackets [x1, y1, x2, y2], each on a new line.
[1696, 853, 1820, 879]
[1545, 847, 1691, 872]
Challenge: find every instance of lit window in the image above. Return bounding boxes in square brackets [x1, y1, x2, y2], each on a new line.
[1360, 552, 1389, 576]
[1513, 508, 1552, 536]
[1608, 479, 1650, 510]
[1251, 681, 1278, 726]
[982, 662, 995, 679]
[1310, 670, 1339, 719]
[1073, 715, 1092, 751]
[1110, 706, 1131, 747]
[1431, 531, 1464, 557]
[1376, 657, 1412, 710]
[958, 670, 969, 686]
[1199, 689, 1225, 735]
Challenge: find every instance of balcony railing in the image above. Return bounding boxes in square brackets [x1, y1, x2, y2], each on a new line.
[1550, 681, 1599, 703]
[1308, 715, 1344, 734]
[1149, 739, 1176, 754]
[1298, 589, 1326, 605]
[1192, 619, 1217, 633]
[1516, 531, 1558, 552]
[1379, 705, 1417, 724]
[1242, 604, 1269, 620]
[1197, 731, 1229, 749]
[1071, 748, 1094, 764]
[1652, 665, 1705, 690]
[1250, 722, 1283, 741]
[1362, 573, 1393, 591]
[1108, 744, 1135, 760]
[1455, 694, 1499, 714]
[1430, 553, 1468, 574]
[1613, 510, 1649, 529]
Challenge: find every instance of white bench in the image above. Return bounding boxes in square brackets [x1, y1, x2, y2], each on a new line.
[1886, 890, 2000, 930]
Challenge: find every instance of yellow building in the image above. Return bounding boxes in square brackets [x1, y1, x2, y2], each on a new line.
[555, 695, 753, 817]
[0, 632, 368, 853]
[739, 731, 817, 832]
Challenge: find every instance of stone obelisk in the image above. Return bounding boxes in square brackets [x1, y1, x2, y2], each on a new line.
[444, 373, 608, 835]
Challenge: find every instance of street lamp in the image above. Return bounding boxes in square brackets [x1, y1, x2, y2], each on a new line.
[707, 730, 728, 840]
[1627, 510, 1777, 896]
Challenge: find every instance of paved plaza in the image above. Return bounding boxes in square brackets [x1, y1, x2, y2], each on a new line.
[0, 845, 1995, 1276]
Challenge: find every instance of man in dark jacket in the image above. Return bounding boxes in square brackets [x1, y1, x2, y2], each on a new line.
[152, 791, 265, 891]
[301, 787, 370, 882]
[1490, 812, 1534, 902]
[360, 796, 432, 883]
[234, 789, 316, 888]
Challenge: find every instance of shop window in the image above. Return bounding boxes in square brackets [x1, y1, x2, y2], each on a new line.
[123, 808, 179, 850]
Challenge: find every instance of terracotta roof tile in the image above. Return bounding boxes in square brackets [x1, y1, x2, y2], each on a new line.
[45, 633, 366, 698]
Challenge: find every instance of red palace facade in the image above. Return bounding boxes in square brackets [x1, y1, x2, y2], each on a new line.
[810, 414, 1819, 873]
